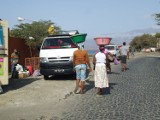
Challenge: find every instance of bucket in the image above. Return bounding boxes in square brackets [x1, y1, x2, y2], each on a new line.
[27, 66, 33, 75]
[70, 33, 87, 43]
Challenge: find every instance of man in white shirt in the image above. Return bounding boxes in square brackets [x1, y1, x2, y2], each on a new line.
[119, 42, 129, 71]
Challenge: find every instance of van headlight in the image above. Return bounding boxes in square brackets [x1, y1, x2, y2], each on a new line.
[40, 57, 48, 63]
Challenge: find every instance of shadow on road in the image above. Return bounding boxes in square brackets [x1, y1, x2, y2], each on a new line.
[101, 83, 118, 95]
[85, 80, 94, 93]
[2, 77, 42, 94]
[108, 72, 120, 75]
[44, 69, 91, 81]
[44, 74, 76, 81]
[84, 80, 118, 95]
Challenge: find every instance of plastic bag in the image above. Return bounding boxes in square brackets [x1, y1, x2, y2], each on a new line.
[32, 70, 41, 77]
[16, 64, 23, 72]
[114, 57, 120, 65]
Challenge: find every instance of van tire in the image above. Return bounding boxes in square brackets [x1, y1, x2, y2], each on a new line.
[44, 75, 49, 80]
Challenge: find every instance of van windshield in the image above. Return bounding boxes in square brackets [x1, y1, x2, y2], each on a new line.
[42, 38, 77, 49]
[105, 46, 115, 50]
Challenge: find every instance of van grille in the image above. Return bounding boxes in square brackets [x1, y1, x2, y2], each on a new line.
[48, 57, 70, 62]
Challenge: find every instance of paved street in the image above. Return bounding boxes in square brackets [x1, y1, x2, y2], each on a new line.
[0, 53, 160, 120]
[57, 55, 160, 120]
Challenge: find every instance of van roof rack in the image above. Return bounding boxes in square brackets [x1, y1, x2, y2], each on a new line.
[48, 30, 79, 37]
[48, 34, 71, 37]
[59, 30, 79, 35]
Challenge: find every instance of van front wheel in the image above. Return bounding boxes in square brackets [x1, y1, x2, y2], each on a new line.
[44, 75, 49, 80]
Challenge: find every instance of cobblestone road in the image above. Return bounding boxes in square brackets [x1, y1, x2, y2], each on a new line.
[59, 56, 160, 120]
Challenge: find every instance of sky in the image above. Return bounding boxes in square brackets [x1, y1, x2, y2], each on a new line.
[1, 0, 160, 48]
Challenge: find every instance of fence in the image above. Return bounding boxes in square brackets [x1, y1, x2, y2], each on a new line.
[25, 57, 40, 70]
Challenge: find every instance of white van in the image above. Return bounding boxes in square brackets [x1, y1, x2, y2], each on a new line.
[105, 44, 120, 58]
[39, 31, 78, 80]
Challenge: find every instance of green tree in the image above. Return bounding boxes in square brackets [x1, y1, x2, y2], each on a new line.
[155, 13, 160, 25]
[155, 32, 160, 38]
[130, 34, 158, 51]
[10, 20, 61, 57]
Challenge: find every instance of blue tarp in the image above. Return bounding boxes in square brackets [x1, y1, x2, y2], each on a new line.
[0, 26, 4, 46]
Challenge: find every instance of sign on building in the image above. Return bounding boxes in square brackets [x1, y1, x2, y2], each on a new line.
[0, 20, 9, 85]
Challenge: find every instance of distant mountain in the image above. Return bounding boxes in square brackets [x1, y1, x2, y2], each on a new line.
[127, 26, 160, 35]
[84, 39, 97, 50]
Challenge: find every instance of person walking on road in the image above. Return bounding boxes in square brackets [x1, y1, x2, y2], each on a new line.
[73, 44, 92, 94]
[119, 42, 129, 72]
[93, 45, 109, 95]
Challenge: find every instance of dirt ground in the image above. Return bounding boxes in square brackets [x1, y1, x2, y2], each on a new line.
[0, 71, 93, 120]
[0, 74, 78, 120]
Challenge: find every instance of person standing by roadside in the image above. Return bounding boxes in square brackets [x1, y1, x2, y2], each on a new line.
[73, 44, 92, 94]
[11, 49, 19, 78]
[131, 46, 135, 57]
[119, 42, 129, 72]
[93, 45, 109, 95]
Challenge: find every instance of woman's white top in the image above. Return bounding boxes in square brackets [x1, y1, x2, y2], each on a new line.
[95, 52, 106, 64]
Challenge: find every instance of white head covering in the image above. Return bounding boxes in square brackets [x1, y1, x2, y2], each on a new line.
[77, 43, 84, 50]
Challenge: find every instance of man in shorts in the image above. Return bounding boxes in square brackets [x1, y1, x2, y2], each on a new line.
[119, 42, 129, 72]
[73, 44, 92, 94]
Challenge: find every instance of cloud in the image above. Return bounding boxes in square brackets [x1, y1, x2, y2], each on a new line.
[143, 14, 152, 20]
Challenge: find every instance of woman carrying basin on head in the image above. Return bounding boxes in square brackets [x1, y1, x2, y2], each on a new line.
[93, 45, 110, 95]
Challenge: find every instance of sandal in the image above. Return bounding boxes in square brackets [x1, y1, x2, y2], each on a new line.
[74, 87, 81, 94]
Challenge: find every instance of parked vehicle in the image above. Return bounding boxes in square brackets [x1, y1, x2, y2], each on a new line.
[39, 31, 79, 80]
[105, 44, 120, 59]
[142, 47, 156, 52]
[150, 48, 156, 52]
